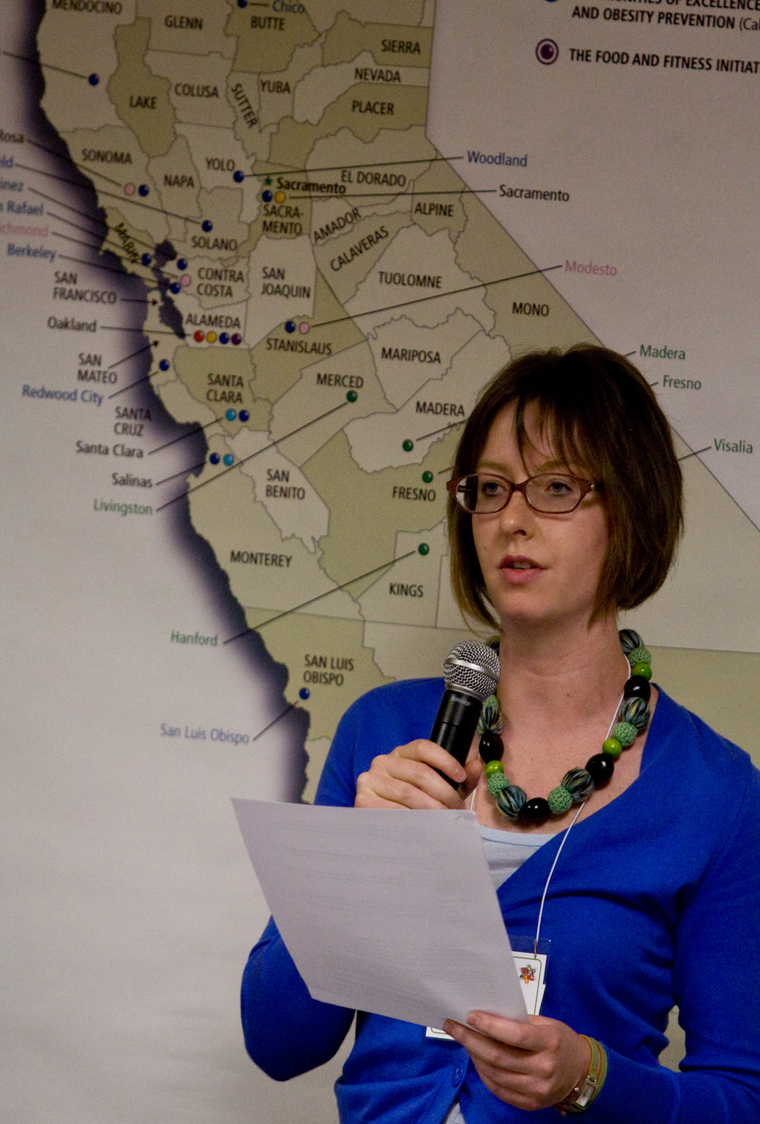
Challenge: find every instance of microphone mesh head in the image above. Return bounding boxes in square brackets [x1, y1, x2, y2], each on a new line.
[442, 641, 500, 700]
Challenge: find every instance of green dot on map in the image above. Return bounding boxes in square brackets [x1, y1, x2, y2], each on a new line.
[402, 439, 414, 452]
[418, 543, 430, 556]
[422, 471, 433, 483]
[346, 390, 357, 402]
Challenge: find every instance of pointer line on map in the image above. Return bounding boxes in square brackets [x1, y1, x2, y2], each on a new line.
[224, 550, 417, 645]
[108, 342, 155, 369]
[678, 446, 711, 462]
[250, 702, 298, 743]
[290, 188, 497, 201]
[15, 161, 203, 225]
[44, 198, 176, 260]
[156, 402, 349, 512]
[101, 326, 182, 336]
[108, 370, 160, 399]
[416, 419, 466, 442]
[1, 49, 91, 82]
[54, 251, 142, 279]
[26, 136, 123, 189]
[250, 155, 464, 178]
[50, 225, 179, 278]
[148, 415, 227, 455]
[310, 265, 563, 329]
[154, 461, 207, 487]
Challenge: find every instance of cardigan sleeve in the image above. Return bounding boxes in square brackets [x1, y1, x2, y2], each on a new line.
[587, 757, 760, 1124]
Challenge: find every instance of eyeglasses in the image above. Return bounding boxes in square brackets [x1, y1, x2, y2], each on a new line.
[447, 472, 603, 515]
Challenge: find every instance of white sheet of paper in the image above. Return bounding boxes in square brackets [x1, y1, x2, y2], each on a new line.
[233, 800, 527, 1029]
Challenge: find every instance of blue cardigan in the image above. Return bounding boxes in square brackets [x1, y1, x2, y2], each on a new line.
[242, 680, 760, 1123]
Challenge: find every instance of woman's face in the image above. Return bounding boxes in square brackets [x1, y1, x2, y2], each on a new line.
[471, 403, 610, 631]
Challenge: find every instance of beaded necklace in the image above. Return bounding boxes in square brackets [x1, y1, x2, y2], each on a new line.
[478, 629, 652, 825]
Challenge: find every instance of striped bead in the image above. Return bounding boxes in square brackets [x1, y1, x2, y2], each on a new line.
[494, 784, 526, 821]
[618, 629, 644, 657]
[561, 767, 595, 803]
[620, 696, 650, 731]
[477, 693, 503, 735]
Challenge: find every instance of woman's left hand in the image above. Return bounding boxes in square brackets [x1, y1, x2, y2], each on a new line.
[442, 1012, 590, 1112]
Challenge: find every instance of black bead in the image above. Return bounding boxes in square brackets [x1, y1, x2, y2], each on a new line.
[479, 730, 503, 763]
[585, 753, 615, 788]
[522, 797, 551, 823]
[623, 675, 651, 702]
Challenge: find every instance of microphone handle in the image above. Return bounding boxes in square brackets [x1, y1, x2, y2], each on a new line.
[429, 689, 483, 786]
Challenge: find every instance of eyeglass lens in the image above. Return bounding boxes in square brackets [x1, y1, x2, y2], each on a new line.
[456, 473, 584, 514]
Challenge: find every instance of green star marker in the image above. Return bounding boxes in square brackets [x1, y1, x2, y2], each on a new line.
[264, 175, 272, 185]
[418, 543, 429, 555]
[402, 439, 414, 451]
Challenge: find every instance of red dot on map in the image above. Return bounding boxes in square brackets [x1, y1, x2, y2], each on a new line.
[299, 322, 310, 334]
[180, 275, 191, 286]
[124, 184, 135, 196]
[193, 330, 205, 343]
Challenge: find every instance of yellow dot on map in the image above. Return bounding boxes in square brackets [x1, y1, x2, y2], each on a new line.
[206, 331, 218, 344]
[274, 190, 286, 204]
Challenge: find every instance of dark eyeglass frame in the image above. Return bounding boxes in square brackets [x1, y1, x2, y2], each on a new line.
[446, 471, 604, 515]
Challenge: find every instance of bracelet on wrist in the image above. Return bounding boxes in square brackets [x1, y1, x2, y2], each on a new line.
[554, 1035, 607, 1116]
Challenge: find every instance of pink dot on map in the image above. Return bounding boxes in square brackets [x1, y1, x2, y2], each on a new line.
[299, 322, 310, 334]
[180, 275, 191, 286]
[124, 184, 135, 196]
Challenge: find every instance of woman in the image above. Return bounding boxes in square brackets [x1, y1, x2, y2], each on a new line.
[241, 346, 760, 1122]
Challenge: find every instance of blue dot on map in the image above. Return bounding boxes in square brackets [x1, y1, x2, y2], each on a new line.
[177, 258, 187, 270]
[138, 184, 149, 197]
[262, 190, 273, 203]
[239, 409, 249, 422]
[159, 359, 170, 371]
[225, 409, 237, 421]
[285, 321, 296, 333]
[233, 170, 244, 183]
[238, 0, 248, 7]
[219, 332, 229, 345]
[141, 253, 152, 266]
[202, 219, 213, 232]
[169, 282, 180, 294]
[299, 688, 310, 700]
[223, 453, 234, 466]
[88, 73, 99, 86]
[210, 453, 220, 465]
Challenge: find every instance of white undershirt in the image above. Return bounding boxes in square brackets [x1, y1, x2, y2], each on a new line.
[442, 826, 553, 1124]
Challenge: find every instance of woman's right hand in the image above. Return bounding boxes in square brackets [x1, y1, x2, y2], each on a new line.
[355, 739, 481, 810]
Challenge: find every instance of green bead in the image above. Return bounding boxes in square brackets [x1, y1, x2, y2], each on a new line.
[631, 662, 652, 680]
[611, 721, 637, 748]
[628, 645, 651, 667]
[561, 767, 594, 803]
[620, 696, 650, 731]
[487, 772, 510, 796]
[602, 736, 623, 759]
[494, 783, 526, 820]
[484, 759, 504, 777]
[547, 786, 573, 815]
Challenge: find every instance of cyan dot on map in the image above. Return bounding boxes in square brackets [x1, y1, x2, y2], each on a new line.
[285, 321, 296, 334]
[202, 220, 213, 232]
[177, 258, 187, 270]
[231, 333, 242, 345]
[299, 688, 310, 700]
[346, 390, 357, 403]
[169, 282, 180, 294]
[233, 170, 244, 183]
[262, 190, 273, 203]
[159, 359, 170, 371]
[225, 409, 237, 421]
[223, 454, 234, 466]
[124, 183, 135, 196]
[239, 409, 249, 422]
[138, 184, 149, 197]
[141, 253, 151, 266]
[418, 543, 430, 556]
[403, 439, 414, 452]
[207, 331, 218, 343]
[210, 452, 220, 465]
[422, 471, 433, 483]
[88, 73, 99, 86]
[298, 322, 310, 334]
[219, 332, 229, 345]
[194, 330, 205, 343]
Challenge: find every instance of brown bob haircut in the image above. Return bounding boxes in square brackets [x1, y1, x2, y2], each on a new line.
[448, 345, 683, 629]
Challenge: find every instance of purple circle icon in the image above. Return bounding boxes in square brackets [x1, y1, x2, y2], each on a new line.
[536, 39, 559, 65]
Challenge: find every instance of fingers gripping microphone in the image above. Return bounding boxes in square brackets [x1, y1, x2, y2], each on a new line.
[430, 641, 501, 785]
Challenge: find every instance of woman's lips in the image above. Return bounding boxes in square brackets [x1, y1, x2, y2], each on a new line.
[499, 556, 545, 584]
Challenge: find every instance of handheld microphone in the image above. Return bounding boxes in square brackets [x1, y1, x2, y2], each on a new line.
[430, 641, 501, 785]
